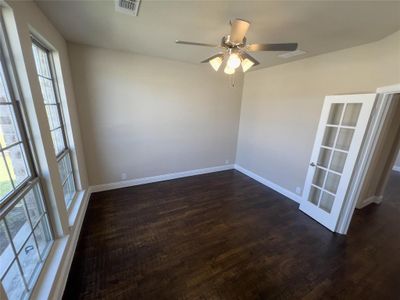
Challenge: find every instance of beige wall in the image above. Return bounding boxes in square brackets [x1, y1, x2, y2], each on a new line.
[236, 30, 400, 196]
[68, 43, 243, 186]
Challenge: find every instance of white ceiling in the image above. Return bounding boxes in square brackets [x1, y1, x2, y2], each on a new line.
[36, 0, 400, 69]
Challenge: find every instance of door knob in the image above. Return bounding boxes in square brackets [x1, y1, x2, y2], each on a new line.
[310, 162, 317, 167]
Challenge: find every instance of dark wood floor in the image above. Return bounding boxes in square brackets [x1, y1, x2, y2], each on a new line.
[63, 170, 400, 299]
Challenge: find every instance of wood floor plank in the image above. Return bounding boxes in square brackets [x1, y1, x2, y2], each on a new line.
[63, 170, 400, 299]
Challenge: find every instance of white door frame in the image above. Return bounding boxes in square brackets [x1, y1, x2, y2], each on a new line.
[336, 84, 400, 234]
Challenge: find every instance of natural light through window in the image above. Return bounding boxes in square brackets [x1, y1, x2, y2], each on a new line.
[0, 28, 53, 300]
[31, 40, 76, 207]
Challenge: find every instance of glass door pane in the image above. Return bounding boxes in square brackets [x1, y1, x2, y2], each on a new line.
[342, 103, 362, 126]
[308, 102, 363, 213]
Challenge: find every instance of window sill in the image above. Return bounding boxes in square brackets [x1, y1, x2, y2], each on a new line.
[68, 190, 86, 228]
[30, 189, 90, 300]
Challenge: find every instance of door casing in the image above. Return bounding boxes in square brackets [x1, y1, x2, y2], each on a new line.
[336, 84, 400, 234]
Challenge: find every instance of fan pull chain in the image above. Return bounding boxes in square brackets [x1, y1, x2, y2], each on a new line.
[230, 73, 235, 87]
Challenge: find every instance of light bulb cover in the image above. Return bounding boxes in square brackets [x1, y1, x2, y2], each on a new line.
[209, 56, 223, 71]
[227, 53, 241, 69]
[240, 52, 260, 72]
[224, 65, 235, 75]
[241, 58, 255, 72]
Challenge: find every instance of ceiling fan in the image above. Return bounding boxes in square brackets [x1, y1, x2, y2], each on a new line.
[176, 18, 298, 74]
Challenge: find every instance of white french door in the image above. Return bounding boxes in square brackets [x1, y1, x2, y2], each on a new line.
[300, 94, 376, 231]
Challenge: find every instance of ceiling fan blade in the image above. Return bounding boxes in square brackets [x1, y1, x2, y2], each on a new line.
[175, 40, 219, 48]
[241, 52, 260, 66]
[230, 19, 250, 44]
[201, 53, 224, 63]
[246, 43, 298, 52]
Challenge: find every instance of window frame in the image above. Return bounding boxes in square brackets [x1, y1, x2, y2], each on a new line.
[31, 38, 68, 158]
[0, 30, 38, 213]
[0, 13, 54, 300]
[31, 37, 77, 208]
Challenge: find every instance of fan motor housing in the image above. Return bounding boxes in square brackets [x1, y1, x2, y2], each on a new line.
[222, 35, 247, 48]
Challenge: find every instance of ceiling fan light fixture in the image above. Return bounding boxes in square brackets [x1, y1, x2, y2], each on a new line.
[209, 56, 223, 71]
[241, 58, 255, 72]
[175, 18, 298, 78]
[224, 65, 235, 75]
[227, 53, 241, 69]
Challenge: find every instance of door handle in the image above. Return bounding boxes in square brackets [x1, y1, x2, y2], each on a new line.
[310, 162, 318, 167]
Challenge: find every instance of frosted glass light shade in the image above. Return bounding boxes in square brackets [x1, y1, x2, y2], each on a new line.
[209, 56, 223, 71]
[241, 58, 255, 72]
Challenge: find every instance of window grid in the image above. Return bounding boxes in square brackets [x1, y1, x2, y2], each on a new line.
[31, 39, 76, 207]
[0, 182, 53, 300]
[0, 20, 53, 299]
[0, 99, 33, 206]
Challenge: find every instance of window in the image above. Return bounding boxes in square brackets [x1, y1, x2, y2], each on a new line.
[0, 27, 53, 300]
[31, 40, 76, 207]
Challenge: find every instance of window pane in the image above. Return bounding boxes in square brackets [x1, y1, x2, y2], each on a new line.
[32, 44, 51, 78]
[0, 62, 11, 103]
[58, 152, 72, 184]
[24, 186, 44, 226]
[18, 234, 40, 284]
[324, 172, 341, 194]
[5, 200, 31, 252]
[58, 155, 68, 183]
[2, 260, 26, 300]
[327, 103, 344, 125]
[38, 77, 56, 104]
[336, 128, 354, 151]
[308, 186, 321, 205]
[0, 103, 21, 148]
[0, 220, 13, 279]
[330, 151, 347, 174]
[51, 127, 65, 155]
[0, 154, 13, 201]
[63, 174, 75, 206]
[322, 126, 337, 148]
[45, 104, 61, 130]
[317, 148, 331, 168]
[312, 167, 326, 188]
[319, 192, 335, 213]
[33, 217, 51, 257]
[4, 143, 30, 188]
[342, 103, 362, 127]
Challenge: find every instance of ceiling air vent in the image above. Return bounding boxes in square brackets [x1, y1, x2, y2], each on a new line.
[115, 0, 141, 16]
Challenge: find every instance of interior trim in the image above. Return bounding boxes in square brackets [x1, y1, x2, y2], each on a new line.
[90, 164, 235, 193]
[234, 164, 302, 203]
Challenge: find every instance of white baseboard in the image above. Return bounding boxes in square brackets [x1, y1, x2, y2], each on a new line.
[234, 164, 302, 203]
[393, 165, 400, 172]
[90, 164, 235, 193]
[356, 195, 383, 209]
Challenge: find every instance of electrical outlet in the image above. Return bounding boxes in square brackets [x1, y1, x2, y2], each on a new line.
[295, 187, 302, 195]
[224, 160, 229, 164]
[121, 173, 127, 180]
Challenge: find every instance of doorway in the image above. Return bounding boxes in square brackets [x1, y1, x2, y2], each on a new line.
[300, 85, 400, 235]
[355, 93, 400, 210]
[337, 86, 400, 234]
